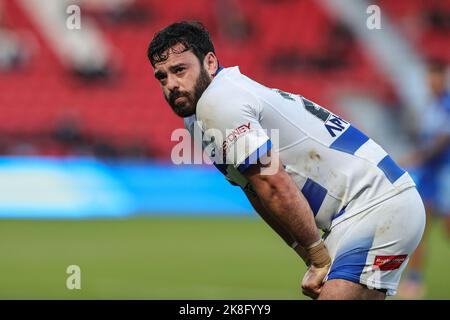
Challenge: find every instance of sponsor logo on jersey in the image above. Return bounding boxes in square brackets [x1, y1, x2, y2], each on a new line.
[300, 96, 350, 138]
[325, 114, 349, 137]
[302, 97, 330, 122]
[275, 89, 295, 101]
[373, 255, 408, 271]
[222, 122, 251, 152]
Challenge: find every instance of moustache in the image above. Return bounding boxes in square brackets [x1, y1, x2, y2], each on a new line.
[168, 90, 190, 105]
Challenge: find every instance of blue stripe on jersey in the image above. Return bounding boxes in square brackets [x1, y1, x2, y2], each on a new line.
[329, 125, 369, 155]
[237, 139, 272, 173]
[331, 205, 347, 221]
[214, 66, 224, 76]
[327, 235, 374, 284]
[301, 178, 327, 216]
[377, 155, 405, 183]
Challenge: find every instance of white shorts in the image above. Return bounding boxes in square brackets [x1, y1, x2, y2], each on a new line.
[323, 187, 426, 296]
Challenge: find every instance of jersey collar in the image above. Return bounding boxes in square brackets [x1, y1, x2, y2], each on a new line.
[213, 66, 224, 77]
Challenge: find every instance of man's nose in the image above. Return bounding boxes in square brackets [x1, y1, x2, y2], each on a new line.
[166, 74, 179, 91]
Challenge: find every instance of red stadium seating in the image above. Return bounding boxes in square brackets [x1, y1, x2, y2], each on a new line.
[0, 0, 447, 158]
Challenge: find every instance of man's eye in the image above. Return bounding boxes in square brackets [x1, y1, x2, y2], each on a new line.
[174, 68, 185, 74]
[155, 73, 166, 80]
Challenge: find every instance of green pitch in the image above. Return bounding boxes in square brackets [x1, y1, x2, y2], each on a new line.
[0, 216, 448, 299]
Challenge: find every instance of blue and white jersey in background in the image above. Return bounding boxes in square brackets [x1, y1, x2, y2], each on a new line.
[418, 91, 450, 167]
[184, 67, 415, 231]
[410, 90, 450, 214]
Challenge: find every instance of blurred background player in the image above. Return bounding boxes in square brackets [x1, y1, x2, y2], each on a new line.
[398, 59, 450, 299]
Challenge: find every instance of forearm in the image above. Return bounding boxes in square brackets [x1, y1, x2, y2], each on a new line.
[244, 187, 311, 265]
[245, 167, 320, 249]
[244, 187, 295, 245]
[258, 178, 319, 248]
[253, 177, 329, 267]
[243, 153, 330, 268]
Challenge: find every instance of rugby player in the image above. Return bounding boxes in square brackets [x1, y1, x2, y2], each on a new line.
[398, 59, 450, 299]
[147, 21, 426, 300]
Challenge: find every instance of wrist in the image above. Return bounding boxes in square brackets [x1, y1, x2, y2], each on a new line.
[292, 243, 312, 267]
[305, 239, 331, 268]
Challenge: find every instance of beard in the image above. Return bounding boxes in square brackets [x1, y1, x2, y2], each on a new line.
[165, 67, 211, 118]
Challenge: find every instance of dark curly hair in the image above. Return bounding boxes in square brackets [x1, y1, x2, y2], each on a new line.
[147, 21, 216, 67]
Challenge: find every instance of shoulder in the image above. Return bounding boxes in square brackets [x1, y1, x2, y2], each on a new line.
[197, 69, 260, 122]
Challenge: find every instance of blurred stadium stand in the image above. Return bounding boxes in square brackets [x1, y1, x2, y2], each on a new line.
[0, 0, 449, 217]
[0, 156, 253, 218]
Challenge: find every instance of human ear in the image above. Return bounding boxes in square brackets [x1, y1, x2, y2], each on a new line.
[204, 52, 218, 76]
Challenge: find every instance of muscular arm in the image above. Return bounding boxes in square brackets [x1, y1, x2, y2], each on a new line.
[241, 151, 332, 299]
[241, 151, 321, 252]
[243, 187, 311, 265]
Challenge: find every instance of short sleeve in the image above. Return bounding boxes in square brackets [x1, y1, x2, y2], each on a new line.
[197, 87, 272, 173]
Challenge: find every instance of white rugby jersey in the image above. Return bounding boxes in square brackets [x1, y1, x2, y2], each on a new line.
[184, 67, 415, 231]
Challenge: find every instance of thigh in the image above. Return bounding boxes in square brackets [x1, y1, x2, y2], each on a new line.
[319, 279, 385, 300]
